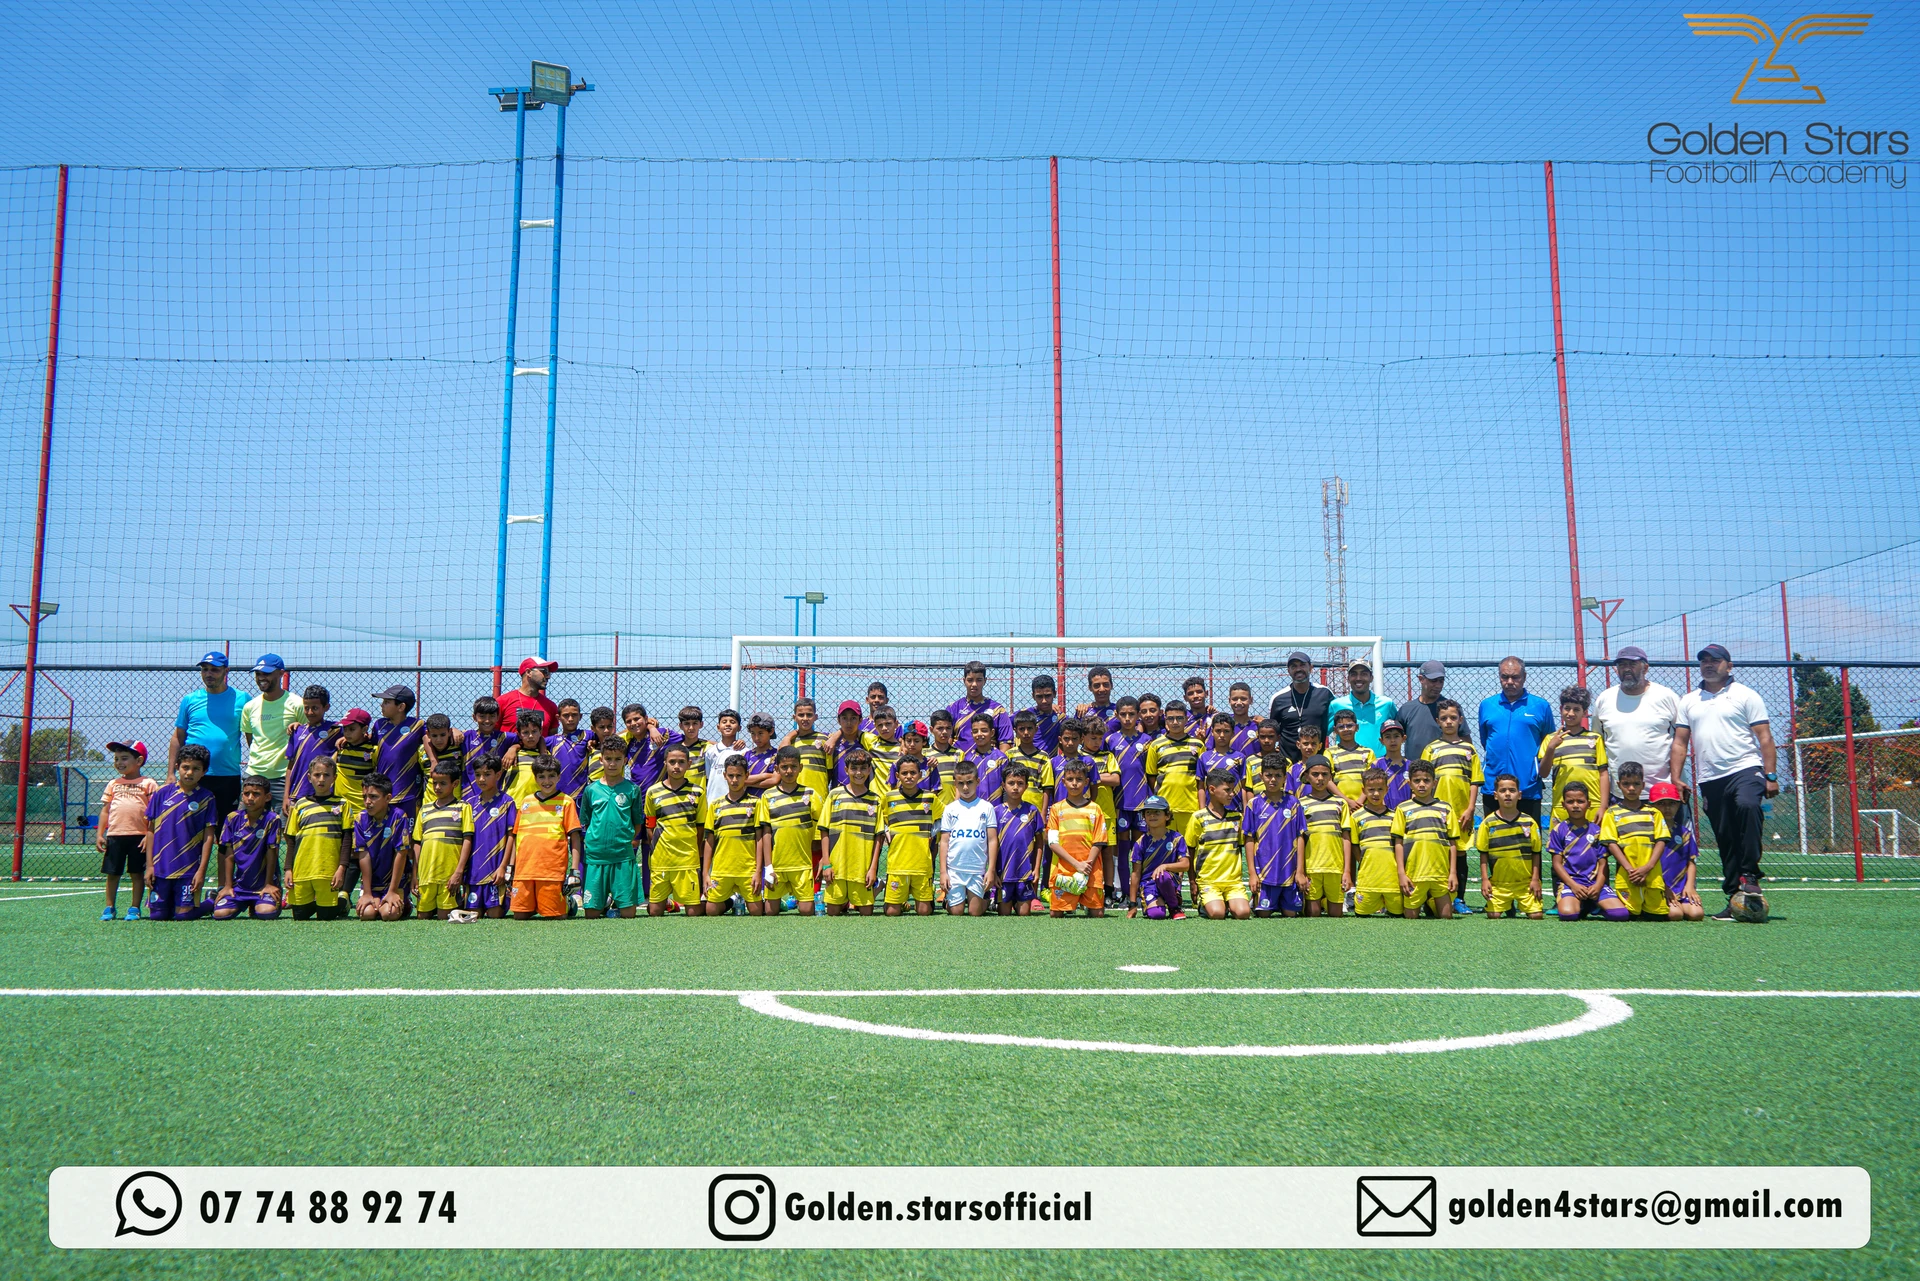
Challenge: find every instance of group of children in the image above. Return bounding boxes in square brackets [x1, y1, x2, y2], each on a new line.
[95, 664, 1702, 924]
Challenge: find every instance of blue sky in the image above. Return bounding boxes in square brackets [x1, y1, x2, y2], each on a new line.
[1, 1, 1915, 690]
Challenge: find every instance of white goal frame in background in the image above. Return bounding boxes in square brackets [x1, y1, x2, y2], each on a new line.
[729, 636, 1385, 710]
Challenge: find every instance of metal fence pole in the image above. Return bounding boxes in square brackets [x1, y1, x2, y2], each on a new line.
[12, 164, 67, 880]
[1841, 665, 1863, 882]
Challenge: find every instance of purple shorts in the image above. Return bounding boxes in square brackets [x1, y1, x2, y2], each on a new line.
[465, 883, 508, 911]
[1138, 870, 1183, 916]
[213, 888, 279, 916]
[1255, 882, 1303, 914]
[147, 877, 207, 921]
[997, 879, 1039, 905]
[1115, 808, 1144, 834]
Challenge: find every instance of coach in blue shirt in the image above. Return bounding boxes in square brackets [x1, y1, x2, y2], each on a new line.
[1477, 656, 1555, 820]
[169, 650, 246, 823]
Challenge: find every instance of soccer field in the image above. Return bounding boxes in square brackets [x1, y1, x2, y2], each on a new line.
[3, 887, 1917, 1279]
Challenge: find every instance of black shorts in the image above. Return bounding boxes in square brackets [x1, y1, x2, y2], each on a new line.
[101, 835, 146, 877]
[205, 774, 243, 824]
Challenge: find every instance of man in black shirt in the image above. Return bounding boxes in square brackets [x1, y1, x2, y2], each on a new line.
[1268, 651, 1334, 763]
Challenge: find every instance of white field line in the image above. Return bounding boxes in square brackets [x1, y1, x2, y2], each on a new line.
[736, 990, 1635, 1057]
[0, 985, 1913, 999]
[0, 889, 110, 903]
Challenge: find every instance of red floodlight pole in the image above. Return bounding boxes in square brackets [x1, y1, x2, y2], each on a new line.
[1544, 161, 1588, 683]
[1841, 665, 1863, 882]
[13, 165, 66, 880]
[1050, 156, 1067, 695]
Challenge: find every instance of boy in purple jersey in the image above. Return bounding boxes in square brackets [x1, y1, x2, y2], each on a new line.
[1048, 717, 1089, 803]
[621, 705, 666, 791]
[459, 755, 518, 917]
[462, 696, 511, 787]
[1284, 724, 1327, 796]
[1245, 756, 1305, 917]
[1136, 692, 1165, 738]
[946, 660, 1010, 750]
[1105, 697, 1153, 862]
[546, 698, 592, 800]
[1199, 713, 1245, 811]
[1129, 797, 1190, 920]
[1549, 781, 1630, 922]
[1650, 782, 1706, 921]
[372, 685, 425, 817]
[284, 685, 338, 811]
[967, 712, 1010, 802]
[145, 744, 218, 921]
[858, 681, 890, 733]
[1019, 674, 1063, 755]
[744, 713, 780, 794]
[991, 764, 1042, 915]
[1226, 683, 1261, 755]
[1074, 665, 1120, 731]
[1181, 677, 1215, 739]
[1377, 719, 1414, 808]
[211, 776, 283, 919]
[350, 774, 411, 921]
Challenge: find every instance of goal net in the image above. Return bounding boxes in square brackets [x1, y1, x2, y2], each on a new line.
[730, 636, 1386, 727]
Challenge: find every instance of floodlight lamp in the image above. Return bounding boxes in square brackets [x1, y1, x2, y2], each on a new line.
[530, 61, 573, 105]
[804, 592, 828, 605]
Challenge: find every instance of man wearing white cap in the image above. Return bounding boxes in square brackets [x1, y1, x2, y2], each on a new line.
[1591, 646, 1681, 786]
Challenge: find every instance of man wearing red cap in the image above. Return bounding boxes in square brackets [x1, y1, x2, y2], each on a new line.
[498, 657, 561, 738]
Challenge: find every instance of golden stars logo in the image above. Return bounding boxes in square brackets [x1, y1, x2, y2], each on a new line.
[1685, 13, 1872, 103]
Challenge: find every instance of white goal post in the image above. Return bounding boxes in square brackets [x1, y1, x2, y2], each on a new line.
[729, 635, 1385, 714]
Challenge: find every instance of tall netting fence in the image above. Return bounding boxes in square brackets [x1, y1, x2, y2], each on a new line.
[1, 159, 1912, 667]
[6, 658, 1915, 881]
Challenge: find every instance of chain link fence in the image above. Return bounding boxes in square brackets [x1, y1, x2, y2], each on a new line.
[4, 658, 1915, 882]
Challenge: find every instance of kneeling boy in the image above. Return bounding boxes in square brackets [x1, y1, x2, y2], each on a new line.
[1550, 781, 1627, 922]
[212, 775, 283, 919]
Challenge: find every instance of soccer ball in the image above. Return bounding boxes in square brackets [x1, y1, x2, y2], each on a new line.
[1056, 872, 1088, 897]
[1730, 889, 1770, 924]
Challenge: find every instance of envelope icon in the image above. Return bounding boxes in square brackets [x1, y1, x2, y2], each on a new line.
[1355, 1176, 1438, 1236]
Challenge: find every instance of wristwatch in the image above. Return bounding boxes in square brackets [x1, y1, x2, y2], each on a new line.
[1763, 772, 1778, 782]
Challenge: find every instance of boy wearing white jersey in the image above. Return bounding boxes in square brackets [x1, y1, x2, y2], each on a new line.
[938, 759, 999, 916]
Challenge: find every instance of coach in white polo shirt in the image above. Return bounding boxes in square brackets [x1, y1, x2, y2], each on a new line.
[1591, 645, 1681, 784]
[1670, 643, 1778, 919]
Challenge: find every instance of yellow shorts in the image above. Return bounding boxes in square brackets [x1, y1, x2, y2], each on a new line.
[288, 879, 339, 909]
[822, 877, 874, 907]
[1406, 880, 1451, 911]
[884, 870, 935, 905]
[1198, 878, 1249, 907]
[413, 880, 456, 914]
[1353, 889, 1406, 915]
[1483, 870, 1543, 915]
[1305, 871, 1344, 903]
[766, 865, 815, 902]
[1615, 879, 1670, 917]
[648, 867, 701, 906]
[706, 873, 763, 904]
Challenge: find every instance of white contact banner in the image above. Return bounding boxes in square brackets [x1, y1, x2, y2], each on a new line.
[49, 1165, 1869, 1250]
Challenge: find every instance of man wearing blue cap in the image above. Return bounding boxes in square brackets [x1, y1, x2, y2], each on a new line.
[170, 651, 246, 823]
[240, 653, 303, 807]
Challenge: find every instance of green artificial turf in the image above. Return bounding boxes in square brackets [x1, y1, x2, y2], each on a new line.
[1, 886, 1916, 1280]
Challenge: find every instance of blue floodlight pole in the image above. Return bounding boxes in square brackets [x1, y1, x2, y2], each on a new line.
[537, 99, 567, 654]
[783, 595, 805, 704]
[492, 90, 528, 693]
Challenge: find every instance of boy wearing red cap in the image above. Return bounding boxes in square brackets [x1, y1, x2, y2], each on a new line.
[97, 740, 158, 920]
